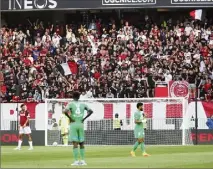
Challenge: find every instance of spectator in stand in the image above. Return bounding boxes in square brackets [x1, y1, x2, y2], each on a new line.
[33, 89, 42, 102]
[80, 91, 87, 99]
[204, 78, 213, 101]
[86, 88, 93, 98]
[0, 16, 213, 102]
[206, 115, 213, 129]
[188, 70, 197, 99]
[106, 90, 114, 98]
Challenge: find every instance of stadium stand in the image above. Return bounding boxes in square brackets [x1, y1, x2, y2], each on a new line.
[0, 15, 213, 102]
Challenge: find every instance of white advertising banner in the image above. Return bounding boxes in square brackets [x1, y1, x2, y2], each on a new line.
[1, 101, 212, 130]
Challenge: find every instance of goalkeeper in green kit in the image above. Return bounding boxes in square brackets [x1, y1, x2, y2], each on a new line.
[63, 91, 93, 166]
[130, 102, 150, 157]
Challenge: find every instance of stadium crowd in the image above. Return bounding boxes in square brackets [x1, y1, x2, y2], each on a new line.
[0, 15, 213, 102]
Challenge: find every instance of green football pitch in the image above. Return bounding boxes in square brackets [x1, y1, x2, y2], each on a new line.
[1, 145, 213, 168]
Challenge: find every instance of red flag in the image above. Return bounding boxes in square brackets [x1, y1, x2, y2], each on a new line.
[202, 102, 213, 118]
[67, 61, 78, 75]
[190, 10, 202, 20]
[61, 61, 78, 75]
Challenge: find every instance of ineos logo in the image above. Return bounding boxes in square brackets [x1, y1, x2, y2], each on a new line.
[34, 0, 48, 9]
[8, 0, 58, 10]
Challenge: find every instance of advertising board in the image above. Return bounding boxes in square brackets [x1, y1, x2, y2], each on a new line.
[1, 0, 213, 11]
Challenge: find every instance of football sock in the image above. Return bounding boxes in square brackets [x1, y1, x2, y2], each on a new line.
[133, 141, 140, 152]
[63, 136, 68, 145]
[29, 141, 33, 148]
[141, 142, 145, 153]
[18, 140, 22, 148]
[73, 148, 79, 161]
[80, 148, 85, 160]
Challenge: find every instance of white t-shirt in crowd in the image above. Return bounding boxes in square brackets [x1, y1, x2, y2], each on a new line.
[175, 28, 182, 37]
[209, 40, 213, 45]
[138, 35, 147, 42]
[164, 73, 172, 83]
[86, 91, 93, 98]
[193, 53, 200, 60]
[117, 34, 125, 40]
[185, 26, 193, 36]
[194, 29, 201, 37]
[42, 35, 51, 42]
[80, 94, 87, 99]
[52, 36, 61, 47]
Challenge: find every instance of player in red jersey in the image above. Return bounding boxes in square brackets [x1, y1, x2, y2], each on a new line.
[14, 104, 33, 150]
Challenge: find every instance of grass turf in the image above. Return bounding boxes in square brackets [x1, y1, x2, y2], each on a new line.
[1, 145, 213, 168]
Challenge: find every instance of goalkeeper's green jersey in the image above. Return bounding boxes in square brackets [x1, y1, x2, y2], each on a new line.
[65, 101, 90, 123]
[59, 114, 70, 128]
[134, 110, 144, 129]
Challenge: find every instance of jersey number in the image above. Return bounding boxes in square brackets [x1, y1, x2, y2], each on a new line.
[75, 106, 81, 115]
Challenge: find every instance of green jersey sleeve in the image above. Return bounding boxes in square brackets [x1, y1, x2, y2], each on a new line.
[134, 111, 141, 121]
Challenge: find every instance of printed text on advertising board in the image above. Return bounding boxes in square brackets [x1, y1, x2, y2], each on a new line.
[171, 0, 213, 4]
[7, 0, 57, 10]
[102, 0, 156, 5]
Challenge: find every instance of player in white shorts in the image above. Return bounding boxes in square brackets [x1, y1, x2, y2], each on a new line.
[14, 104, 33, 150]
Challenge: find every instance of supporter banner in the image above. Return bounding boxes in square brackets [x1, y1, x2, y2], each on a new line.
[155, 87, 169, 97]
[169, 81, 189, 98]
[1, 101, 213, 130]
[0, 130, 45, 145]
[1, 0, 213, 11]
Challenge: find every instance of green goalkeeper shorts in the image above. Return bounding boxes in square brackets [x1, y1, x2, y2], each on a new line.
[69, 122, 84, 143]
[134, 128, 145, 139]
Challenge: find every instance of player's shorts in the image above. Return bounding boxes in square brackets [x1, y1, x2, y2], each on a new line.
[69, 122, 84, 143]
[19, 126, 31, 134]
[134, 128, 145, 139]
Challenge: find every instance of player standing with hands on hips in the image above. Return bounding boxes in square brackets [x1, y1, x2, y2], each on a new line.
[130, 103, 150, 157]
[14, 104, 33, 150]
[63, 91, 93, 166]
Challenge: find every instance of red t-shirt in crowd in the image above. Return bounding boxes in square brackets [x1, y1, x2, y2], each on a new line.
[204, 83, 211, 92]
[23, 48, 31, 56]
[0, 85, 7, 94]
[23, 58, 32, 67]
[12, 96, 20, 102]
[19, 110, 30, 127]
[152, 29, 159, 36]
[136, 53, 143, 61]
[119, 53, 127, 60]
[94, 72, 101, 80]
[32, 79, 41, 88]
[200, 47, 209, 57]
[40, 48, 47, 57]
[2, 48, 9, 56]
